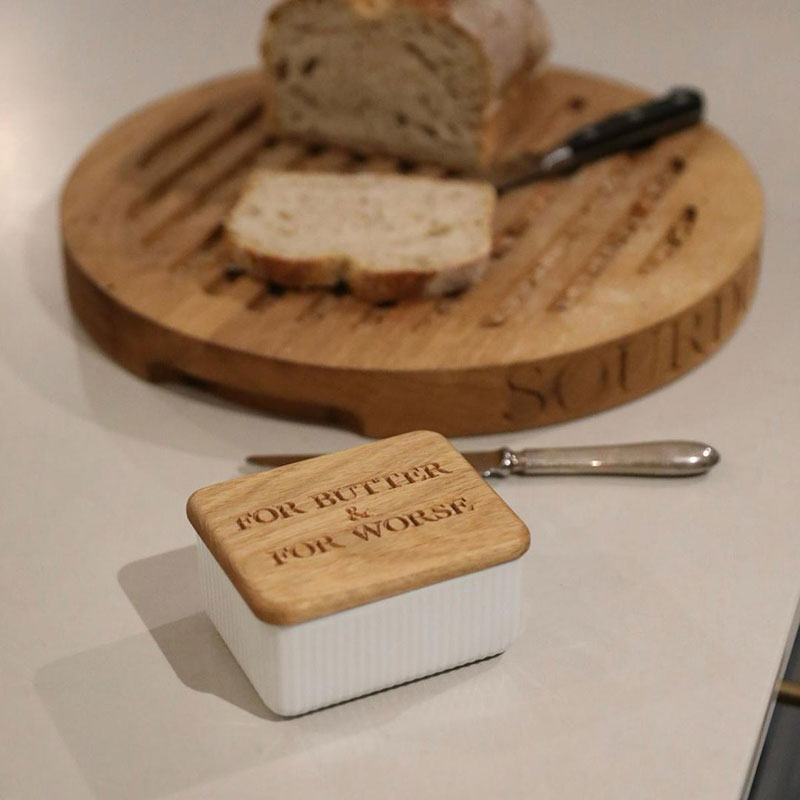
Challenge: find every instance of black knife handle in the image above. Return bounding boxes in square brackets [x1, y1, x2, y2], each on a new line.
[557, 87, 704, 172]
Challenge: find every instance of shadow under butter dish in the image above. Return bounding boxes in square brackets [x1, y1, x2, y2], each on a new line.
[187, 431, 529, 716]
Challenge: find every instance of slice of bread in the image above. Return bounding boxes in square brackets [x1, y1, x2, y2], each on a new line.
[226, 170, 496, 303]
[261, 0, 550, 171]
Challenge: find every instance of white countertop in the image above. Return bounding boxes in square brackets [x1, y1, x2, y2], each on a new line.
[1, 2, 799, 798]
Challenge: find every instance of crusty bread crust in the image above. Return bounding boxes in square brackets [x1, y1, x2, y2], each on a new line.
[232, 248, 347, 290]
[231, 244, 489, 304]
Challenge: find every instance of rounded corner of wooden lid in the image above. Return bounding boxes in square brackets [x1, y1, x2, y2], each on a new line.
[513, 519, 532, 559]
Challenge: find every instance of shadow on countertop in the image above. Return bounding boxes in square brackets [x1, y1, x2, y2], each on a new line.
[35, 544, 502, 800]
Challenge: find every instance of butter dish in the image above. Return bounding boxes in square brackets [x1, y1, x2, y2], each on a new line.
[187, 430, 530, 716]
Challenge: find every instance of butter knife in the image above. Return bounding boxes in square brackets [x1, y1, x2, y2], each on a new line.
[493, 87, 705, 194]
[247, 440, 719, 479]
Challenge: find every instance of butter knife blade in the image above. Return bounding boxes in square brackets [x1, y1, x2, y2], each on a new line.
[245, 451, 501, 472]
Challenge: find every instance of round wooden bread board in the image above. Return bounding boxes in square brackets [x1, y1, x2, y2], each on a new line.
[62, 68, 763, 437]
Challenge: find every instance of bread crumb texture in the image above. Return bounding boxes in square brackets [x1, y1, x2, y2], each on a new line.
[226, 170, 496, 302]
[262, 0, 549, 170]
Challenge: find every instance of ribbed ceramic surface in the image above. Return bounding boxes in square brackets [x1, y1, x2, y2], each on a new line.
[197, 539, 522, 716]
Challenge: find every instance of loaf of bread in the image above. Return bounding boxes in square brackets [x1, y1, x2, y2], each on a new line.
[226, 170, 496, 303]
[261, 0, 550, 171]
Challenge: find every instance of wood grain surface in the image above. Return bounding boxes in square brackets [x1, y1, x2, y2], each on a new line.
[62, 67, 763, 437]
[187, 430, 530, 625]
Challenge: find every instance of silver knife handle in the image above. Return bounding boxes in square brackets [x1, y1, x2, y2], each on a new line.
[504, 441, 720, 477]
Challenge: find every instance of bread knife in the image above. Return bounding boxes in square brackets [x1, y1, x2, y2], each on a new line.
[246, 440, 719, 478]
[493, 87, 705, 194]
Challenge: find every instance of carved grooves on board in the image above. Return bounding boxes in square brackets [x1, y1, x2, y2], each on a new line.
[549, 156, 690, 311]
[197, 223, 225, 254]
[141, 134, 299, 250]
[638, 205, 698, 274]
[492, 186, 561, 260]
[136, 109, 215, 169]
[481, 156, 637, 327]
[140, 132, 278, 247]
[481, 142, 699, 327]
[130, 102, 266, 218]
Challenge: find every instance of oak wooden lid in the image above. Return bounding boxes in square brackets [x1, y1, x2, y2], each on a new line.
[187, 431, 530, 625]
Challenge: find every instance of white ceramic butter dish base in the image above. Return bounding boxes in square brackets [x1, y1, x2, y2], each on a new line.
[197, 538, 522, 716]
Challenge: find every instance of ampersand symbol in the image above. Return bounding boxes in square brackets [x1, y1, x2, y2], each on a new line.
[346, 506, 371, 522]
